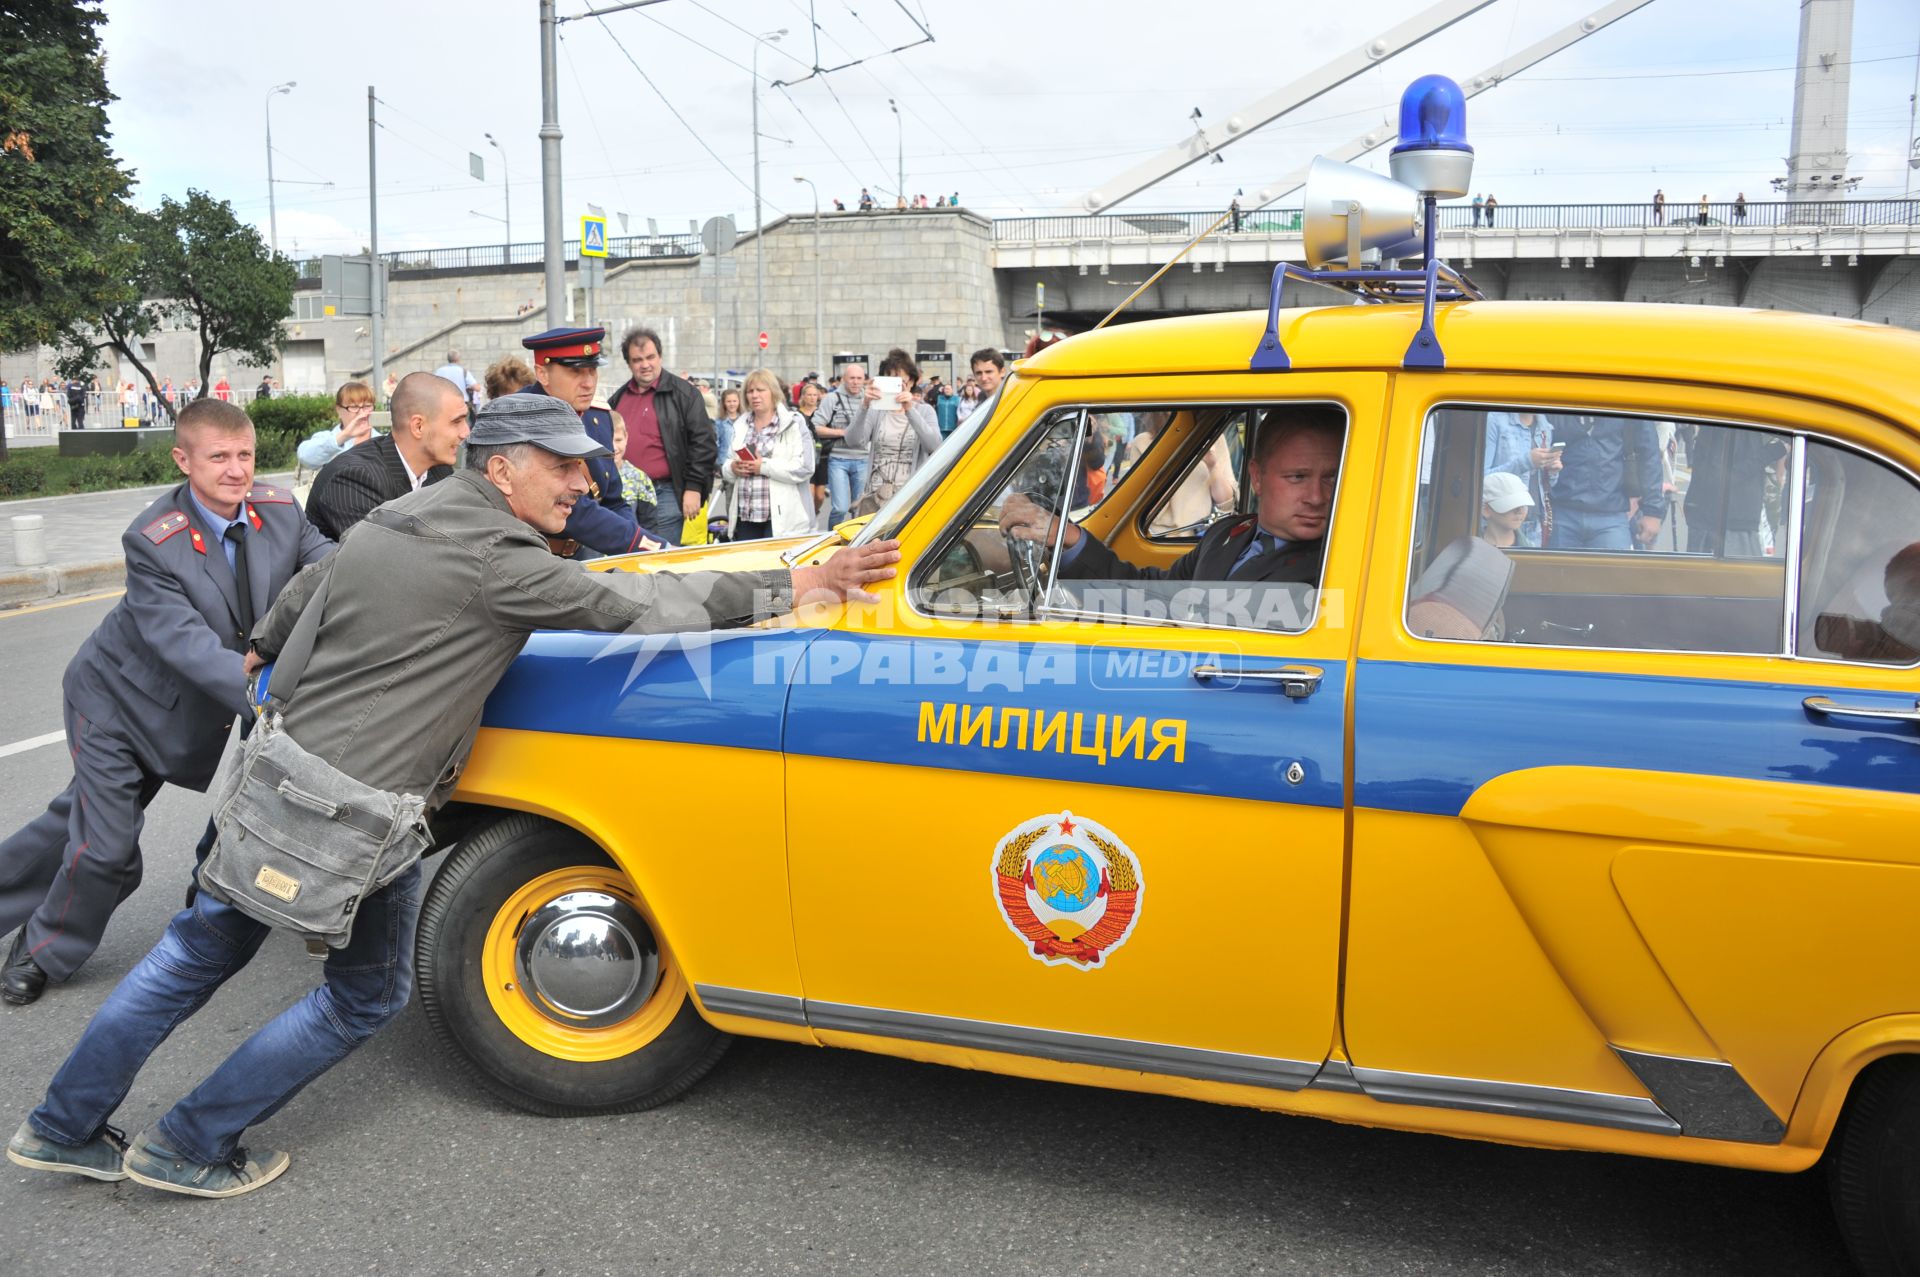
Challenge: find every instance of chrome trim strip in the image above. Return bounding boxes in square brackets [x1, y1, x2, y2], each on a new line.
[1344, 1064, 1682, 1136]
[693, 985, 807, 1027]
[805, 1000, 1322, 1091]
[1782, 433, 1807, 657]
[1611, 1047, 1785, 1144]
[1306, 1057, 1365, 1094]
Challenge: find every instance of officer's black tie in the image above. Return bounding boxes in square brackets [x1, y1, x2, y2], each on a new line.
[224, 521, 254, 636]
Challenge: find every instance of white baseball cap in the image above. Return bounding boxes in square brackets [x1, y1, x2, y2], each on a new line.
[1481, 471, 1535, 514]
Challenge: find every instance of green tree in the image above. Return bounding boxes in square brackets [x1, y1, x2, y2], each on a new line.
[0, 0, 134, 352]
[59, 191, 298, 420]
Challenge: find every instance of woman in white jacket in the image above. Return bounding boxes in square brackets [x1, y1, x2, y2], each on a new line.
[716, 368, 816, 540]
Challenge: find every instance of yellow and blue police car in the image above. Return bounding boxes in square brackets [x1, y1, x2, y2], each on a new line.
[419, 80, 1920, 1273]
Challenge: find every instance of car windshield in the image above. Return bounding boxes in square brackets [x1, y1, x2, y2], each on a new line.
[854, 381, 1006, 546]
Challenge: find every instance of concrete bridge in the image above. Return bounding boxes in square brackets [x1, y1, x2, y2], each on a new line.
[9, 203, 1918, 398]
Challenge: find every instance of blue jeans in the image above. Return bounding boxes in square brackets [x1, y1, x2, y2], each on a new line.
[827, 454, 869, 525]
[29, 865, 421, 1166]
[1551, 504, 1632, 551]
[638, 478, 684, 546]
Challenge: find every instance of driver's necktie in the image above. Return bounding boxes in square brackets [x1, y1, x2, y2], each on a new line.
[1228, 533, 1269, 579]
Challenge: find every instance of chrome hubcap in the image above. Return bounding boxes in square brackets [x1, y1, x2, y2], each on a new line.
[515, 890, 659, 1028]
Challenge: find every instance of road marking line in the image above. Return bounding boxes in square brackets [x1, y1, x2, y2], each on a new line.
[0, 589, 124, 619]
[0, 730, 64, 759]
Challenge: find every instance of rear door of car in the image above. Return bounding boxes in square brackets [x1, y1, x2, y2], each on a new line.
[1343, 369, 1920, 1143]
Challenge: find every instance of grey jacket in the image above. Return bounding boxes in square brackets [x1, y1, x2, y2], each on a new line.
[845, 400, 943, 471]
[253, 469, 794, 810]
[64, 481, 333, 789]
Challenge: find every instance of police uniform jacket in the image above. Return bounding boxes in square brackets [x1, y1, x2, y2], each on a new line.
[304, 432, 451, 541]
[607, 367, 716, 504]
[1063, 514, 1326, 585]
[65, 481, 334, 790]
[253, 470, 794, 812]
[513, 384, 647, 555]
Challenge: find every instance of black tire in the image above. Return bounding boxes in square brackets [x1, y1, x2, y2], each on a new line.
[415, 812, 730, 1117]
[1829, 1056, 1920, 1275]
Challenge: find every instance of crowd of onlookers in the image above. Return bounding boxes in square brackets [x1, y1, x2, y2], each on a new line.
[289, 341, 1018, 548]
[1, 374, 280, 434]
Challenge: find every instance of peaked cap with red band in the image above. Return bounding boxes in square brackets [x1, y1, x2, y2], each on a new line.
[521, 326, 607, 367]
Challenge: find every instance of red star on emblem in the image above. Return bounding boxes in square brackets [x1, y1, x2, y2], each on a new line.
[1058, 814, 1076, 835]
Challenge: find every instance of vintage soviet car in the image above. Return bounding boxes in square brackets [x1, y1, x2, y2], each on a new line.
[418, 297, 1920, 1272]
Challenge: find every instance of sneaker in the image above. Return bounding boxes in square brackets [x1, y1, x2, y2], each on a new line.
[6, 1119, 129, 1182]
[122, 1131, 289, 1199]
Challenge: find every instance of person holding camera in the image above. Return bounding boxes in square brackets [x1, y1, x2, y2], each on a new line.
[297, 383, 378, 470]
[845, 349, 942, 517]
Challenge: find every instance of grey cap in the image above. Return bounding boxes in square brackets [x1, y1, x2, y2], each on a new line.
[467, 392, 610, 459]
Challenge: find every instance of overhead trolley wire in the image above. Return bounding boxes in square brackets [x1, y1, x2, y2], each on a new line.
[595, 13, 765, 205]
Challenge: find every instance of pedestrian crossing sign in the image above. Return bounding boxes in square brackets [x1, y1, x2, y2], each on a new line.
[581, 215, 608, 259]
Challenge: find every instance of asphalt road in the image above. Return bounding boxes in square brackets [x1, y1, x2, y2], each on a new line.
[0, 593, 1854, 1276]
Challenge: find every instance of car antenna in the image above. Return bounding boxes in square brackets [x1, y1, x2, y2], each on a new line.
[1090, 210, 1234, 332]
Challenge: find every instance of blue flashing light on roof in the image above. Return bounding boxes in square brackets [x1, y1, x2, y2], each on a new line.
[1389, 75, 1474, 200]
[1251, 74, 1482, 375]
[1393, 75, 1471, 155]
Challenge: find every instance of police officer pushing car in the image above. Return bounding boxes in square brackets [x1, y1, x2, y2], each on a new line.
[0, 398, 333, 1005]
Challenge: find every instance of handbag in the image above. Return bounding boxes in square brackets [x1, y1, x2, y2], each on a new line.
[201, 573, 432, 953]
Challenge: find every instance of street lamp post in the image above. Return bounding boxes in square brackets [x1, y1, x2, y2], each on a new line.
[752, 28, 787, 360]
[265, 81, 295, 255]
[889, 98, 903, 203]
[793, 175, 822, 376]
[484, 132, 511, 257]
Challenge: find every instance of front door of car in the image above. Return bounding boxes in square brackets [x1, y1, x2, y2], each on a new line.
[780, 373, 1384, 1094]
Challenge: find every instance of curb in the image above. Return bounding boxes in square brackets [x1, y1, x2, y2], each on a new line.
[0, 558, 125, 610]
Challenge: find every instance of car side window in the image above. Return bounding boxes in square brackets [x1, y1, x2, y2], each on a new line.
[1046, 401, 1346, 632]
[1135, 411, 1245, 541]
[911, 410, 1097, 620]
[1798, 440, 1920, 666]
[1408, 405, 1791, 653]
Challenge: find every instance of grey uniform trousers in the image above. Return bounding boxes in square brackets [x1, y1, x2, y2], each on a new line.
[0, 698, 164, 981]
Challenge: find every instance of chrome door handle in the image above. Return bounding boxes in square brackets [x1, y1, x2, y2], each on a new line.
[1192, 664, 1324, 700]
[1803, 696, 1920, 724]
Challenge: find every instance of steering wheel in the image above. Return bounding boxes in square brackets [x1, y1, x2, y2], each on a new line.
[1002, 524, 1046, 617]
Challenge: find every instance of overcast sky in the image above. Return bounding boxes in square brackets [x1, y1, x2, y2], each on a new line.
[95, 0, 1920, 258]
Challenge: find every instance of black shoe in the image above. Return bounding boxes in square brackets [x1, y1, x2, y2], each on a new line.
[2, 930, 49, 1006]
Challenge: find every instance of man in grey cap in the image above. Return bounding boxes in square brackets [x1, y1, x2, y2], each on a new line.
[7, 393, 900, 1200]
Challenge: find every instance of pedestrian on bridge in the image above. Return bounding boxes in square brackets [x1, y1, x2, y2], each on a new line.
[1471, 193, 1483, 227]
[1483, 194, 1497, 227]
[1653, 189, 1665, 225]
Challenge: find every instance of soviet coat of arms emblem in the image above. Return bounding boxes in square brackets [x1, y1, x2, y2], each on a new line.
[991, 811, 1142, 969]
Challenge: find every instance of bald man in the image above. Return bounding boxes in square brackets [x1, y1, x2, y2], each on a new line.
[307, 372, 468, 541]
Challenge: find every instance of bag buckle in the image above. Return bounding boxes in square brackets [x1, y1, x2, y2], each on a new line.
[303, 938, 330, 960]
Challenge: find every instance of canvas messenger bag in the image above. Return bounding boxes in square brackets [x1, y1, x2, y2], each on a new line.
[202, 572, 431, 953]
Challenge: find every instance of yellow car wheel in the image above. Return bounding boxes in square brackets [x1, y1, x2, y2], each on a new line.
[416, 813, 730, 1116]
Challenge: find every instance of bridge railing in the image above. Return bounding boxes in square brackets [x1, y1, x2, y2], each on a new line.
[286, 199, 1920, 280]
[291, 232, 702, 280]
[993, 199, 1920, 243]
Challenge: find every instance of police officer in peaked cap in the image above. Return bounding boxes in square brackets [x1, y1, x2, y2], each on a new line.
[516, 327, 656, 557]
